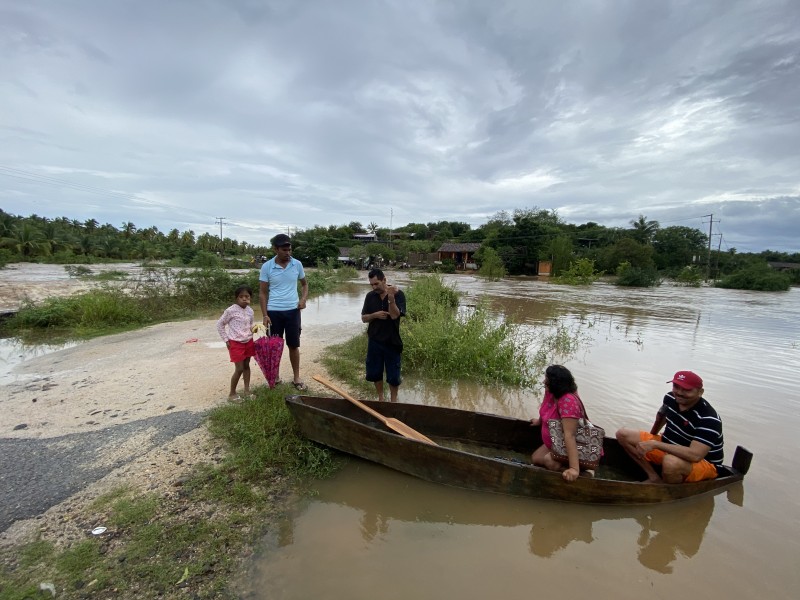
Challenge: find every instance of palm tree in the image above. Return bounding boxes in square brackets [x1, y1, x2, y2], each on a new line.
[122, 221, 137, 239]
[11, 222, 48, 257]
[367, 222, 379, 235]
[629, 215, 659, 245]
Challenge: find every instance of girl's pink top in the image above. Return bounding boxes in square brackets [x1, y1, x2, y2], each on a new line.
[538, 390, 584, 448]
[216, 304, 254, 343]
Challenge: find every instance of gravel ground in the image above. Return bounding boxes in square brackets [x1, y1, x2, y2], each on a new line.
[0, 411, 205, 532]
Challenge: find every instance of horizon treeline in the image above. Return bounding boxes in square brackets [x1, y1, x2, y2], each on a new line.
[1, 207, 798, 279]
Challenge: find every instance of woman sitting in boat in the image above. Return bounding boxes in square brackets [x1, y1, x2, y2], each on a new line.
[530, 365, 592, 482]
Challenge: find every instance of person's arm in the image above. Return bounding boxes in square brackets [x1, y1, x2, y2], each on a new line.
[259, 281, 271, 325]
[639, 438, 710, 463]
[216, 308, 230, 345]
[561, 417, 581, 482]
[386, 285, 401, 319]
[298, 277, 308, 309]
[650, 407, 667, 435]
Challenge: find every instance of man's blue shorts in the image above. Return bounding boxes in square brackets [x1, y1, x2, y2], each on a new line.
[267, 309, 301, 348]
[365, 338, 402, 387]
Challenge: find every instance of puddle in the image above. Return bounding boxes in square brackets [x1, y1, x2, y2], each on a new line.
[0, 338, 79, 385]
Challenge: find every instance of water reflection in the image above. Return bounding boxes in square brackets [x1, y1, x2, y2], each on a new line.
[241, 459, 742, 598]
[632, 494, 715, 574]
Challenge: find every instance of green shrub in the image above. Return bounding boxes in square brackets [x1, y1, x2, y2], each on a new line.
[673, 266, 703, 287]
[477, 247, 506, 280]
[0, 248, 13, 268]
[616, 261, 661, 287]
[403, 275, 459, 322]
[174, 267, 234, 307]
[189, 250, 222, 268]
[552, 258, 601, 285]
[715, 263, 791, 291]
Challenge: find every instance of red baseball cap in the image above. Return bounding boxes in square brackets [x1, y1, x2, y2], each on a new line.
[667, 371, 703, 390]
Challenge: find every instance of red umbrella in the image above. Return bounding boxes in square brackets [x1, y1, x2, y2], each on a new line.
[253, 325, 284, 388]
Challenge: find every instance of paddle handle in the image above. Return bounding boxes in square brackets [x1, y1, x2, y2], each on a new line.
[312, 376, 388, 421]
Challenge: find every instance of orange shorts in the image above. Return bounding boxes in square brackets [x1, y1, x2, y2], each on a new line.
[228, 339, 255, 363]
[639, 432, 718, 482]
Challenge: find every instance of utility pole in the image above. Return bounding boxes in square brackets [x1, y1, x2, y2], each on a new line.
[215, 217, 226, 260]
[389, 208, 393, 250]
[703, 214, 713, 281]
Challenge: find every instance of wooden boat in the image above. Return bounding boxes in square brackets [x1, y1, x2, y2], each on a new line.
[285, 394, 752, 505]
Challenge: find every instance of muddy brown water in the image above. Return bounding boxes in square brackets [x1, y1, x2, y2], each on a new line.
[237, 275, 800, 600]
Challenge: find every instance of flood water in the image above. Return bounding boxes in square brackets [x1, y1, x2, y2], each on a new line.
[238, 275, 800, 599]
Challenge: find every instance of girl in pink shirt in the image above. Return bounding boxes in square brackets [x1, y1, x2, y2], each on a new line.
[216, 285, 255, 401]
[530, 365, 587, 482]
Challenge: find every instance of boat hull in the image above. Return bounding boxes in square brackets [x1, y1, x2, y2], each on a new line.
[286, 394, 749, 505]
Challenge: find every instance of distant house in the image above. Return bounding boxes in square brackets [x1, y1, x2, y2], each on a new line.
[767, 261, 800, 272]
[337, 247, 355, 266]
[436, 243, 482, 269]
[353, 233, 377, 242]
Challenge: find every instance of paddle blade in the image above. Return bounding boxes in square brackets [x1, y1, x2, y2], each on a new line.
[386, 418, 437, 445]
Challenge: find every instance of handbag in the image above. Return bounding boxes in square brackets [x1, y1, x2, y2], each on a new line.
[547, 393, 604, 470]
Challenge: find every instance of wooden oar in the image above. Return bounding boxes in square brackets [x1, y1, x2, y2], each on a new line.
[312, 376, 437, 446]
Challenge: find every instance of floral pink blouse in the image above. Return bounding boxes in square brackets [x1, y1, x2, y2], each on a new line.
[216, 304, 255, 343]
[538, 390, 585, 448]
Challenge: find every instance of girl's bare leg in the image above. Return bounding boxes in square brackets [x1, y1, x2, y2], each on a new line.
[229, 361, 245, 398]
[242, 358, 251, 394]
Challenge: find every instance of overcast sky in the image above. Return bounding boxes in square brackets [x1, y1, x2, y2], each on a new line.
[1, 0, 798, 252]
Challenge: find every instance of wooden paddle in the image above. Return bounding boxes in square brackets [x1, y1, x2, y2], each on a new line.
[312, 376, 437, 445]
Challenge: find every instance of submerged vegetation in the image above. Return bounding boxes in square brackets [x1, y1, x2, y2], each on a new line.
[551, 258, 602, 285]
[0, 385, 338, 599]
[715, 263, 792, 291]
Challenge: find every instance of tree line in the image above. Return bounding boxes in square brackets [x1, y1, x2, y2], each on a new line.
[1, 208, 798, 283]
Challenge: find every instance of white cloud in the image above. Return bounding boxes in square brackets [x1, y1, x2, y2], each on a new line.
[0, 0, 798, 251]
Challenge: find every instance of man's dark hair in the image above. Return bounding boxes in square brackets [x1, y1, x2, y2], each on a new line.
[545, 364, 578, 398]
[234, 284, 253, 297]
[368, 268, 385, 280]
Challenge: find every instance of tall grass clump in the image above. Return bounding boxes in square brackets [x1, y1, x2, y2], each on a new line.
[403, 274, 459, 319]
[203, 385, 340, 490]
[323, 275, 537, 388]
[6, 290, 148, 332]
[404, 301, 536, 387]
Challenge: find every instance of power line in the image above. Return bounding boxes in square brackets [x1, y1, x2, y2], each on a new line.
[0, 164, 143, 204]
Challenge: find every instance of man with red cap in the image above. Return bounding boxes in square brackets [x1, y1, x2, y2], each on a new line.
[615, 371, 723, 483]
